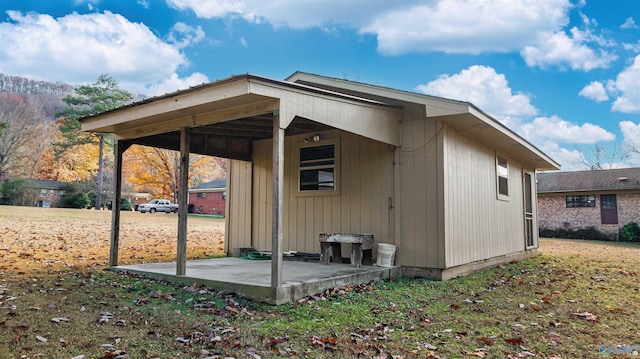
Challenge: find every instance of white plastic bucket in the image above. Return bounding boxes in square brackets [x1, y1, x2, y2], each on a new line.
[376, 243, 396, 267]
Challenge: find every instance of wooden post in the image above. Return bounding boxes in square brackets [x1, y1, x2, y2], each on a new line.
[109, 140, 129, 267]
[177, 127, 190, 275]
[271, 110, 284, 289]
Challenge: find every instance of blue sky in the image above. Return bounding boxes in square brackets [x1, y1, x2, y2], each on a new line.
[1, 0, 640, 171]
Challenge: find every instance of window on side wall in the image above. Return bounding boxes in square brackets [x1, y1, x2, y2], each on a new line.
[197, 192, 207, 198]
[496, 155, 509, 200]
[40, 189, 46, 196]
[566, 195, 596, 208]
[298, 139, 339, 194]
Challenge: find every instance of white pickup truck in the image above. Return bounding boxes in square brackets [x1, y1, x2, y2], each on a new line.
[137, 199, 179, 213]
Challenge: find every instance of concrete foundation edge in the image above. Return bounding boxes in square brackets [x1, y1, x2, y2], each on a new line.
[402, 249, 539, 281]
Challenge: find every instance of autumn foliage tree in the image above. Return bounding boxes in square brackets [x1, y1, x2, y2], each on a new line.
[55, 74, 134, 209]
[123, 145, 226, 200]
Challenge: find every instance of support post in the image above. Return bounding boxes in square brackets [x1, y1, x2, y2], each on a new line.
[109, 140, 128, 267]
[271, 110, 284, 289]
[177, 127, 190, 275]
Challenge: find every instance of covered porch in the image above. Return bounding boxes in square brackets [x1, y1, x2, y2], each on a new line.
[80, 73, 402, 304]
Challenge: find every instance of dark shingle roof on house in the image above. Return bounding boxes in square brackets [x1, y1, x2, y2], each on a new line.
[27, 179, 70, 190]
[189, 178, 226, 191]
[537, 168, 640, 193]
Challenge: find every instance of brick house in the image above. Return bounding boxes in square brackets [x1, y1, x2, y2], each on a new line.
[29, 180, 71, 207]
[537, 168, 640, 238]
[188, 178, 226, 216]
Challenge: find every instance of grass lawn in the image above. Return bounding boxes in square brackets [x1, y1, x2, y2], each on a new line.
[1, 206, 639, 358]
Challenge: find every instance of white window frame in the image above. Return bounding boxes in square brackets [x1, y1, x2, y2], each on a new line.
[296, 137, 340, 197]
[566, 194, 596, 208]
[496, 155, 509, 201]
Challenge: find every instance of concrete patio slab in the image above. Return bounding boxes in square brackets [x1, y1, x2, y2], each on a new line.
[113, 257, 402, 304]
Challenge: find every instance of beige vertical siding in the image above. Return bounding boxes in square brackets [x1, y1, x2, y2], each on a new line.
[227, 129, 395, 256]
[396, 116, 444, 269]
[441, 126, 528, 268]
[227, 119, 537, 268]
[226, 159, 253, 252]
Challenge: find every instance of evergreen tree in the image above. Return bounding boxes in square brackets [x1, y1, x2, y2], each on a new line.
[55, 74, 134, 210]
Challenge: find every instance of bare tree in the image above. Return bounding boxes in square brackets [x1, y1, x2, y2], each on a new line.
[576, 143, 631, 170]
[0, 93, 52, 177]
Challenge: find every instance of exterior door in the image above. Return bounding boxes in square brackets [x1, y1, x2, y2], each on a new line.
[600, 194, 618, 224]
[523, 171, 535, 248]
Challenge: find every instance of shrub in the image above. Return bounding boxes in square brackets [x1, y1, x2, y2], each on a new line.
[106, 198, 132, 211]
[0, 178, 34, 205]
[61, 192, 91, 209]
[621, 222, 640, 242]
[539, 226, 614, 241]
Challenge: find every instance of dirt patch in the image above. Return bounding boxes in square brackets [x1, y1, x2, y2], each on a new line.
[0, 206, 225, 274]
[540, 237, 640, 264]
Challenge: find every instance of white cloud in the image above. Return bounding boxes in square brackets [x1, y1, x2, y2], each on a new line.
[620, 121, 640, 145]
[144, 72, 209, 96]
[361, 0, 572, 55]
[166, 0, 246, 20]
[610, 55, 640, 113]
[166, 22, 205, 49]
[535, 141, 586, 171]
[167, 0, 572, 55]
[578, 81, 608, 102]
[0, 11, 189, 94]
[166, 0, 413, 28]
[416, 65, 537, 122]
[520, 115, 615, 145]
[239, 37, 247, 47]
[622, 41, 640, 53]
[521, 27, 617, 71]
[165, 0, 620, 74]
[620, 121, 640, 164]
[621, 17, 639, 29]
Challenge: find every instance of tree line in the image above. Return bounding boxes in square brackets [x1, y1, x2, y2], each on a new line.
[0, 74, 226, 208]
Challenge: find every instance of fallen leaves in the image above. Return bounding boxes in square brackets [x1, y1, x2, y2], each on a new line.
[310, 335, 339, 351]
[35, 335, 48, 342]
[571, 311, 598, 322]
[511, 323, 526, 332]
[0, 208, 225, 273]
[98, 312, 114, 324]
[2, 209, 640, 358]
[505, 338, 525, 346]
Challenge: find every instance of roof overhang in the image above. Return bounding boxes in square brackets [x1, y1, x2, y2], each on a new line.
[430, 104, 561, 171]
[80, 74, 403, 160]
[287, 72, 561, 171]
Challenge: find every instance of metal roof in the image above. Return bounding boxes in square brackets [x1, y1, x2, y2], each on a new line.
[537, 168, 640, 193]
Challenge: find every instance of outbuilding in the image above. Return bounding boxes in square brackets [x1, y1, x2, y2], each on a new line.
[80, 72, 559, 303]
